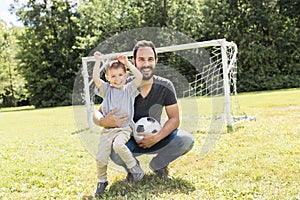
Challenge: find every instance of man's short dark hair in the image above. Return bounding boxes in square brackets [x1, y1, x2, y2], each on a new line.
[133, 40, 157, 60]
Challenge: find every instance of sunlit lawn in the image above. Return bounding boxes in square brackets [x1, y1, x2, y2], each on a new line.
[0, 89, 299, 199]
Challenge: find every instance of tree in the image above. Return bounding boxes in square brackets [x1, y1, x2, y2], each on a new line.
[11, 0, 204, 108]
[75, 0, 202, 54]
[0, 21, 27, 107]
[15, 0, 81, 107]
[75, 0, 203, 84]
[12, 0, 299, 108]
[200, 0, 300, 91]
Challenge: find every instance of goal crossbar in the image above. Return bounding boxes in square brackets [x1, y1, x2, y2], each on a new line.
[82, 38, 232, 62]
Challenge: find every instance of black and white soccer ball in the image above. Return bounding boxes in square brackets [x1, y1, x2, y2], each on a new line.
[134, 117, 161, 141]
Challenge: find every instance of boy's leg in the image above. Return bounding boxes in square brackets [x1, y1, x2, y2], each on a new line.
[109, 138, 139, 171]
[113, 127, 144, 182]
[96, 132, 114, 182]
[112, 128, 136, 169]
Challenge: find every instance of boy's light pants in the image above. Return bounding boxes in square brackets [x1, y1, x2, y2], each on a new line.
[96, 126, 136, 182]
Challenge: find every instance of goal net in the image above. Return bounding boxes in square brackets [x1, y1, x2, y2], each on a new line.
[73, 38, 254, 158]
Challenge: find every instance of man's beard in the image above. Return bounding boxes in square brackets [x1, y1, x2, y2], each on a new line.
[140, 66, 154, 80]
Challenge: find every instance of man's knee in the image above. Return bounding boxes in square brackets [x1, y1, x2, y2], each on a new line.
[177, 129, 194, 154]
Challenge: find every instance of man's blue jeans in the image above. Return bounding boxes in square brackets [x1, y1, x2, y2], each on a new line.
[110, 129, 194, 171]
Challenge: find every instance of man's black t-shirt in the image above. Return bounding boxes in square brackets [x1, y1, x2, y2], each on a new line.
[133, 75, 177, 122]
[126, 75, 178, 152]
[128, 75, 177, 123]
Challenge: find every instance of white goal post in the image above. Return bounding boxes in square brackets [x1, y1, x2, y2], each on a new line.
[80, 38, 254, 131]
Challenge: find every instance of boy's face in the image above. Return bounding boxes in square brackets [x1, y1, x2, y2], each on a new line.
[133, 46, 158, 81]
[105, 67, 128, 89]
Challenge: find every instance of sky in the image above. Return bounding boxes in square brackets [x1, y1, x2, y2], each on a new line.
[0, 0, 79, 27]
[0, 0, 25, 27]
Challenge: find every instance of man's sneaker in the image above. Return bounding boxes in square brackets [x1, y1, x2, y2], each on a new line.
[154, 167, 171, 179]
[95, 181, 108, 197]
[128, 164, 144, 182]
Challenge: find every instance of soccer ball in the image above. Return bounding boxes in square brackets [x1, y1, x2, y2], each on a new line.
[133, 117, 161, 141]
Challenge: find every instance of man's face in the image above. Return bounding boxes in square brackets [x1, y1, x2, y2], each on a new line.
[133, 47, 157, 81]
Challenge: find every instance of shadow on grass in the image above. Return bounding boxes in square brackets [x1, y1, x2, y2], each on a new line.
[80, 174, 195, 200]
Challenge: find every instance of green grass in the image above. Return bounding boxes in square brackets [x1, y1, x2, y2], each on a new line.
[0, 89, 299, 199]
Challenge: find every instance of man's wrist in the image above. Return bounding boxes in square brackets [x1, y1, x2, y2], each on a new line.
[98, 117, 104, 126]
[94, 111, 104, 126]
[154, 132, 163, 143]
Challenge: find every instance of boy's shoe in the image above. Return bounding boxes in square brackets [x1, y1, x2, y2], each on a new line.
[128, 164, 144, 182]
[154, 167, 171, 179]
[95, 181, 108, 197]
[125, 172, 134, 184]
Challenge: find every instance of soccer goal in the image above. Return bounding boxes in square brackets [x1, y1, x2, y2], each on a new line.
[78, 38, 254, 133]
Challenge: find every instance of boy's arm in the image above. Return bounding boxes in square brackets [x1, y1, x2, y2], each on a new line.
[93, 51, 103, 88]
[118, 55, 142, 86]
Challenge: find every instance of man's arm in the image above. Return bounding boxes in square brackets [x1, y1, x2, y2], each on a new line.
[93, 106, 129, 128]
[137, 103, 180, 148]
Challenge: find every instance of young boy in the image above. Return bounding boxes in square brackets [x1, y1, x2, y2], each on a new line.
[92, 51, 144, 196]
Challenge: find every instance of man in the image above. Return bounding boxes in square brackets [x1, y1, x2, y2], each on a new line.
[93, 40, 194, 183]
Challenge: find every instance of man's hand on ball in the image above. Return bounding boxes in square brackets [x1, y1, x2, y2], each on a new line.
[136, 132, 160, 148]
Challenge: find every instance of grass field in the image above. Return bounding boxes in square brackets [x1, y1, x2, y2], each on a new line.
[0, 89, 299, 199]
